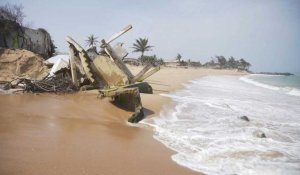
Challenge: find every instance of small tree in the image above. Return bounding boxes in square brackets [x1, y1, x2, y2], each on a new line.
[239, 58, 251, 71]
[227, 56, 237, 69]
[216, 56, 227, 68]
[132, 38, 153, 58]
[176, 53, 182, 63]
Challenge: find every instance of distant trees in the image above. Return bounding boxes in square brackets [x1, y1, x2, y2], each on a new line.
[202, 56, 251, 71]
[132, 38, 153, 58]
[216, 56, 227, 68]
[189, 61, 201, 67]
[239, 58, 251, 70]
[227, 56, 237, 69]
[139, 55, 165, 66]
[176, 53, 182, 63]
[203, 60, 216, 68]
[175, 53, 188, 66]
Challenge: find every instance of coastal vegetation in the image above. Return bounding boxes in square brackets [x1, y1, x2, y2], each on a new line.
[130, 38, 252, 71]
[202, 56, 251, 71]
[132, 38, 153, 58]
[139, 55, 165, 66]
[132, 38, 164, 65]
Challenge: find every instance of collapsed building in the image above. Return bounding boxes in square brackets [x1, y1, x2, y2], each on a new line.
[0, 25, 160, 123]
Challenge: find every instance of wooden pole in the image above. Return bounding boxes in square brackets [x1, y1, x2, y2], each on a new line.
[69, 46, 79, 87]
[137, 66, 160, 82]
[132, 64, 152, 83]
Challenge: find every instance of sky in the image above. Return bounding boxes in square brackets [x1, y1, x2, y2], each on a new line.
[1, 0, 300, 72]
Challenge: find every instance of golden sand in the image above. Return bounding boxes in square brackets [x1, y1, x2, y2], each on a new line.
[0, 67, 246, 175]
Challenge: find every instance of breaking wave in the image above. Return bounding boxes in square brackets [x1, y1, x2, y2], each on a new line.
[240, 75, 300, 97]
[142, 75, 300, 175]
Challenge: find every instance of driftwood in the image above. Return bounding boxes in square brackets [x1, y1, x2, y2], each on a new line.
[14, 70, 76, 93]
[69, 45, 80, 87]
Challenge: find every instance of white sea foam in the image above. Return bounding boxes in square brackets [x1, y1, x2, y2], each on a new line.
[288, 88, 300, 97]
[143, 76, 300, 175]
[240, 75, 300, 97]
[240, 76, 280, 90]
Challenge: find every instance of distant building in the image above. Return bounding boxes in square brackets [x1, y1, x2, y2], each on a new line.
[123, 58, 140, 66]
[164, 59, 179, 67]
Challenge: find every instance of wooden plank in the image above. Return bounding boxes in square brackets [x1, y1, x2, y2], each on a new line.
[137, 66, 160, 82]
[69, 46, 79, 87]
[102, 25, 132, 47]
[132, 64, 152, 83]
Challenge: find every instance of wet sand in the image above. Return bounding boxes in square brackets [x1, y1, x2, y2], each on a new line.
[0, 67, 246, 175]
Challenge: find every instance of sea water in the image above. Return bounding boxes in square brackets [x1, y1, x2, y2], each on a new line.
[142, 75, 300, 175]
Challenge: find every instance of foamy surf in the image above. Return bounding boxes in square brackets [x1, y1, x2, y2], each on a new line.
[240, 75, 300, 97]
[143, 75, 300, 175]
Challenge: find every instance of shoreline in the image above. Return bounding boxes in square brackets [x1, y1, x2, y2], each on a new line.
[0, 67, 246, 175]
[132, 66, 248, 173]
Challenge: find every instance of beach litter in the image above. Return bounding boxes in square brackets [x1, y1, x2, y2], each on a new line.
[0, 25, 160, 123]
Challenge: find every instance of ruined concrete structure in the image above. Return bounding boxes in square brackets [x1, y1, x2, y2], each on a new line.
[0, 19, 55, 58]
[66, 25, 159, 122]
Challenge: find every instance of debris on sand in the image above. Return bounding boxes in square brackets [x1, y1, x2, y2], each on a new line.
[0, 25, 160, 123]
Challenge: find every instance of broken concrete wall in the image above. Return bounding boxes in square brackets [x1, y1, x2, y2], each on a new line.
[0, 19, 55, 58]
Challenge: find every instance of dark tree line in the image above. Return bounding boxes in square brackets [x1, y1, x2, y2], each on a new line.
[139, 55, 165, 66]
[203, 56, 251, 71]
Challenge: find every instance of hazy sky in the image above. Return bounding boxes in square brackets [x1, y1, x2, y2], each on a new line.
[2, 0, 300, 72]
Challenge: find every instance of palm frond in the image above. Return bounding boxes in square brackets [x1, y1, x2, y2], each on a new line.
[131, 37, 154, 56]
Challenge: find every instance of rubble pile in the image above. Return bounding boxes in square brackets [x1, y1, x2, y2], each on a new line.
[0, 25, 160, 123]
[14, 69, 75, 93]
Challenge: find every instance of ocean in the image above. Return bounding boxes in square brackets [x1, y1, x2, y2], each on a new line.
[142, 74, 300, 175]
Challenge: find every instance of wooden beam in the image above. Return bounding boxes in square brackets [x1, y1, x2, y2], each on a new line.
[137, 66, 160, 82]
[132, 64, 152, 83]
[101, 25, 132, 47]
[69, 46, 79, 87]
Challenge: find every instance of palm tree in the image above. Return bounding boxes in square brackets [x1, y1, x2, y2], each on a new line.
[176, 53, 182, 63]
[132, 38, 153, 58]
[86, 34, 99, 48]
[227, 56, 237, 69]
[239, 58, 251, 70]
[216, 56, 227, 68]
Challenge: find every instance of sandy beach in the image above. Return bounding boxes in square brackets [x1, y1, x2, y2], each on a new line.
[0, 67, 246, 175]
